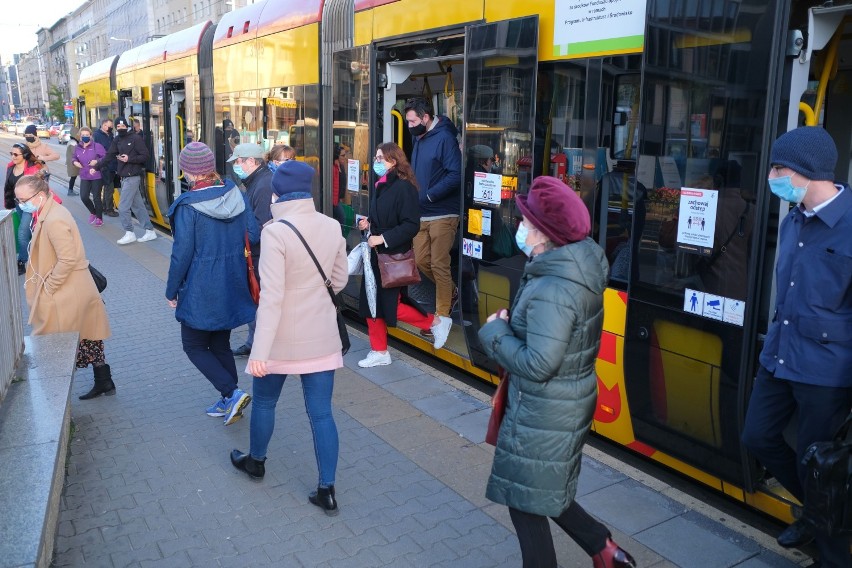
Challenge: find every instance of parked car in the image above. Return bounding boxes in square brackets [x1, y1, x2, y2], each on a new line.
[15, 122, 33, 135]
[36, 124, 50, 139]
[58, 127, 72, 144]
[49, 124, 62, 136]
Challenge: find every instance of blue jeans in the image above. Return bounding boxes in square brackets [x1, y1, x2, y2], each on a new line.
[249, 370, 338, 487]
[16, 207, 32, 263]
[180, 325, 239, 399]
[742, 366, 852, 566]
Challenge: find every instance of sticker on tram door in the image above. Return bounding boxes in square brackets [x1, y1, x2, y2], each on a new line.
[702, 293, 724, 321]
[684, 288, 705, 314]
[462, 238, 483, 259]
[723, 298, 745, 326]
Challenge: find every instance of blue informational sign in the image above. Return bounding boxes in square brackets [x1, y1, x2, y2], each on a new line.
[64, 110, 74, 118]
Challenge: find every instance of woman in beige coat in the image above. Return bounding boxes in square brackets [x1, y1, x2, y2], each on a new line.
[230, 160, 348, 516]
[16, 175, 114, 399]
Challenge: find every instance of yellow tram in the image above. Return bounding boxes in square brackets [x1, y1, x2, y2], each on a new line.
[76, 0, 852, 523]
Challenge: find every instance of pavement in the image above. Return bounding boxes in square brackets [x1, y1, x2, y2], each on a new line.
[9, 140, 818, 567]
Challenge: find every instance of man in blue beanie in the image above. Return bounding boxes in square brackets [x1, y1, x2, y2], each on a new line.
[742, 126, 852, 566]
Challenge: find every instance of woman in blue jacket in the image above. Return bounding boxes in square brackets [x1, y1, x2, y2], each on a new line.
[166, 142, 259, 426]
[479, 176, 635, 568]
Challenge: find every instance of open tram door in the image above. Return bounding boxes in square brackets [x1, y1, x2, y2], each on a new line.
[157, 80, 189, 225]
[117, 87, 161, 223]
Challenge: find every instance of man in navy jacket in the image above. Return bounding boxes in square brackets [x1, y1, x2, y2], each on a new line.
[742, 126, 852, 566]
[404, 97, 461, 346]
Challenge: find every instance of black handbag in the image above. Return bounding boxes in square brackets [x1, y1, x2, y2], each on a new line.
[800, 413, 852, 536]
[277, 220, 350, 355]
[89, 264, 107, 293]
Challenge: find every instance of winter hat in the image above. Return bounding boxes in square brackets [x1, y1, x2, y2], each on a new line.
[24, 124, 37, 135]
[223, 119, 234, 129]
[179, 142, 216, 176]
[272, 160, 314, 197]
[470, 145, 494, 160]
[770, 126, 837, 181]
[516, 176, 590, 246]
[114, 117, 129, 128]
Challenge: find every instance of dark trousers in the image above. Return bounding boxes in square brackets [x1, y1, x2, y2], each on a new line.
[742, 365, 852, 567]
[80, 178, 103, 218]
[509, 501, 610, 567]
[180, 325, 239, 399]
[67, 175, 77, 192]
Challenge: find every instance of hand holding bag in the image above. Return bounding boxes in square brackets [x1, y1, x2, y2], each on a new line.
[377, 249, 421, 288]
[244, 232, 260, 304]
[278, 220, 350, 355]
[485, 368, 508, 446]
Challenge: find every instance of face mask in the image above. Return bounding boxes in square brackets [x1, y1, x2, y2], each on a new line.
[373, 161, 387, 177]
[25, 135, 36, 143]
[233, 164, 248, 179]
[117, 128, 128, 137]
[81, 136, 91, 143]
[409, 123, 427, 137]
[515, 223, 534, 257]
[18, 195, 42, 214]
[107, 127, 114, 134]
[267, 162, 278, 173]
[768, 175, 809, 204]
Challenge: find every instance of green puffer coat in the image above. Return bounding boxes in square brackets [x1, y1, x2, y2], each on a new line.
[478, 237, 609, 517]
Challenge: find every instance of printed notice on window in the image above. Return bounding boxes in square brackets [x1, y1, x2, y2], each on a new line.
[676, 187, 718, 254]
[553, 0, 647, 59]
[347, 159, 360, 192]
[473, 172, 502, 205]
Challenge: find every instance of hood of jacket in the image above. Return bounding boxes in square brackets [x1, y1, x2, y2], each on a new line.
[168, 180, 245, 221]
[421, 115, 459, 141]
[525, 237, 609, 296]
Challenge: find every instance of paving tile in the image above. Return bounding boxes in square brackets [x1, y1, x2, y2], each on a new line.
[382, 373, 455, 402]
[411, 390, 488, 423]
[577, 478, 687, 535]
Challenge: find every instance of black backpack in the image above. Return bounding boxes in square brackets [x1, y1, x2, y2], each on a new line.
[800, 413, 852, 536]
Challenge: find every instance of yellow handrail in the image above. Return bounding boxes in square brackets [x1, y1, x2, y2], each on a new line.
[391, 108, 403, 147]
[799, 102, 816, 127]
[813, 28, 842, 123]
[176, 115, 185, 179]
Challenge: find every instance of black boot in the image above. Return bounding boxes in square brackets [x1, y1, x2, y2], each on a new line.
[230, 450, 265, 481]
[79, 364, 116, 400]
[309, 485, 339, 516]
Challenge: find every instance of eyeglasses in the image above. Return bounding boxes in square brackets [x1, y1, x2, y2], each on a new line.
[15, 193, 40, 205]
[10, 152, 21, 157]
[374, 156, 385, 162]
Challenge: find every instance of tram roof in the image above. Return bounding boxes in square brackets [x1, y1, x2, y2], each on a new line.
[78, 56, 118, 84]
[212, 0, 322, 50]
[116, 21, 211, 75]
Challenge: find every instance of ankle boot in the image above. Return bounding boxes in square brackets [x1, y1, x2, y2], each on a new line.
[79, 364, 116, 400]
[592, 538, 636, 568]
[230, 450, 265, 481]
[309, 485, 339, 516]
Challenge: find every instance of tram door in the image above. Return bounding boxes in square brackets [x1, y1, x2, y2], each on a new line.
[461, 16, 538, 372]
[160, 80, 188, 221]
[620, 0, 784, 487]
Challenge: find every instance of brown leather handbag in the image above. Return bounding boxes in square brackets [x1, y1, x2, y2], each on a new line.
[377, 249, 421, 288]
[485, 368, 508, 446]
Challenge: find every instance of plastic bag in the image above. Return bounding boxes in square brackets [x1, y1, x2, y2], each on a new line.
[348, 242, 365, 276]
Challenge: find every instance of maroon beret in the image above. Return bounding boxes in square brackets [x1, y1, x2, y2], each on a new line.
[515, 176, 590, 246]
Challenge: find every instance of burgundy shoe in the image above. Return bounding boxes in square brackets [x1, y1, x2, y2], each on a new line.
[592, 539, 636, 568]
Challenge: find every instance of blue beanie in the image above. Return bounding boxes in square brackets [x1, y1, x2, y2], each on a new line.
[272, 160, 314, 198]
[770, 126, 837, 181]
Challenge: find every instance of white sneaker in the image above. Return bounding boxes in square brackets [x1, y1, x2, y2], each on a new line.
[117, 231, 137, 245]
[431, 316, 453, 350]
[358, 350, 392, 368]
[138, 229, 157, 243]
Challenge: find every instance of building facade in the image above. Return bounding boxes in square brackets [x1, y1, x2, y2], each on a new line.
[15, 48, 47, 118]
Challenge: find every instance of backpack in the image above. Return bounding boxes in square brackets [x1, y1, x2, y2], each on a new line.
[800, 413, 852, 536]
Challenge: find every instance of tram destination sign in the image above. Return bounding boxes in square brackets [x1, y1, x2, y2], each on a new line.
[554, 0, 647, 59]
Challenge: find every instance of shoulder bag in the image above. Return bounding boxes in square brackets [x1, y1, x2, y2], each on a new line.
[800, 412, 852, 536]
[277, 220, 350, 355]
[89, 264, 107, 293]
[485, 367, 509, 446]
[244, 232, 260, 304]
[377, 249, 421, 288]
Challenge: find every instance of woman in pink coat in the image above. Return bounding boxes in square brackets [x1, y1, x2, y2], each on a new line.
[230, 160, 348, 516]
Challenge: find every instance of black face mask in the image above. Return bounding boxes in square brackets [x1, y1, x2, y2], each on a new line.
[107, 127, 114, 134]
[117, 128, 129, 137]
[409, 123, 427, 137]
[24, 135, 36, 143]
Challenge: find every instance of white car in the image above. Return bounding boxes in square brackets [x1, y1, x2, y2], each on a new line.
[15, 122, 34, 135]
[58, 128, 72, 144]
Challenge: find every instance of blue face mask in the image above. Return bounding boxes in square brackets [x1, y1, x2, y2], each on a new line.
[768, 175, 808, 204]
[373, 161, 387, 177]
[515, 223, 534, 257]
[18, 195, 41, 214]
[233, 164, 248, 179]
[81, 136, 91, 143]
[267, 162, 278, 173]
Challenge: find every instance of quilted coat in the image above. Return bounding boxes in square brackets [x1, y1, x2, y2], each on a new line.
[478, 237, 609, 517]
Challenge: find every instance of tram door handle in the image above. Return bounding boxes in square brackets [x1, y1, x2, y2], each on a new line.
[637, 326, 649, 340]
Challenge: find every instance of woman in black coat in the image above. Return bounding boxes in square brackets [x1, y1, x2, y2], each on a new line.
[357, 142, 445, 368]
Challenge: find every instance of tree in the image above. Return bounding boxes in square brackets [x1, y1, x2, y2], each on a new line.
[48, 85, 65, 123]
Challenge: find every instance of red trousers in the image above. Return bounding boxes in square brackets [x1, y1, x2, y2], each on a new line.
[366, 296, 434, 351]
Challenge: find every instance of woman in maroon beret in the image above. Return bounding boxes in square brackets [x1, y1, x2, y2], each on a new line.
[479, 176, 635, 568]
